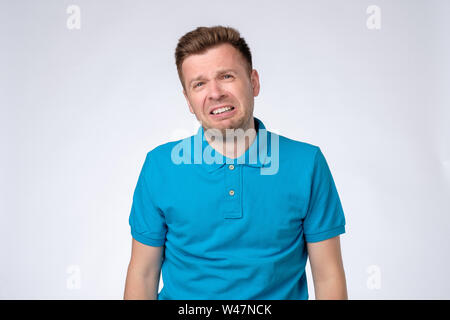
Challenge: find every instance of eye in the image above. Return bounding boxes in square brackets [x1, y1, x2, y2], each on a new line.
[194, 82, 203, 88]
[223, 74, 233, 79]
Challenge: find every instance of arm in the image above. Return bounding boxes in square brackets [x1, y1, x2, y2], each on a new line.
[307, 235, 348, 300]
[124, 238, 164, 300]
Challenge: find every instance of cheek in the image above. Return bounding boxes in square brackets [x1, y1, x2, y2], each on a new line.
[237, 87, 253, 106]
[190, 95, 206, 112]
[228, 84, 249, 102]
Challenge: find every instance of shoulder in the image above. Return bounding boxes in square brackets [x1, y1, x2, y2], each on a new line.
[144, 135, 194, 166]
[276, 132, 321, 163]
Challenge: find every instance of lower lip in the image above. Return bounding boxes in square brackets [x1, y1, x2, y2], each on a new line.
[210, 107, 237, 120]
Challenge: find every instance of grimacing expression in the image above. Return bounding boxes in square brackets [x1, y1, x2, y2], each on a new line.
[182, 43, 260, 133]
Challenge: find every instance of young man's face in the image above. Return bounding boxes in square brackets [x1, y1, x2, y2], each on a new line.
[182, 43, 260, 133]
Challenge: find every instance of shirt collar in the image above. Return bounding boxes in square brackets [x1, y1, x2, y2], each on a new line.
[192, 116, 271, 173]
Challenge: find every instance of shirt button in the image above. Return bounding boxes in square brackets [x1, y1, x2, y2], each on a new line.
[229, 189, 235, 196]
[228, 164, 235, 170]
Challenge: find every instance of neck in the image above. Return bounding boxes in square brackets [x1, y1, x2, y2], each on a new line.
[206, 116, 256, 159]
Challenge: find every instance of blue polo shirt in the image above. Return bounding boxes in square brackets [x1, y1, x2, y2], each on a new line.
[128, 117, 346, 300]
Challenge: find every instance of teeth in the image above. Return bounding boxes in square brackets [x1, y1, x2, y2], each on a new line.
[212, 106, 233, 115]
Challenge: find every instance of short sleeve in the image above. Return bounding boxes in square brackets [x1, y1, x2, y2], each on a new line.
[303, 147, 346, 243]
[128, 152, 167, 247]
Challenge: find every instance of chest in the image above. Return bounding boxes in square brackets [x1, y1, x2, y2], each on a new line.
[157, 164, 307, 252]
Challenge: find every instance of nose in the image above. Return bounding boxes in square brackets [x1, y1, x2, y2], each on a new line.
[207, 79, 226, 101]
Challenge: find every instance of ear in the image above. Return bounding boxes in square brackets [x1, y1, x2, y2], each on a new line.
[183, 90, 194, 114]
[250, 69, 260, 97]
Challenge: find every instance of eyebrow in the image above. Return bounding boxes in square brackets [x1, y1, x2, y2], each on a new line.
[188, 69, 237, 86]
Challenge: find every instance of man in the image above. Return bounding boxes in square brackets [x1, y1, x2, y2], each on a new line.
[124, 26, 347, 300]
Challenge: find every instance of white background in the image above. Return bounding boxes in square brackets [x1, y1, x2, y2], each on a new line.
[1, 0, 449, 299]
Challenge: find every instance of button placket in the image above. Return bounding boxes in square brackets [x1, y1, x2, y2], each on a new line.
[223, 163, 242, 219]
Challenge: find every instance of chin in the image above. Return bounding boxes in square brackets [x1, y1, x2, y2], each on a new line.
[203, 112, 248, 131]
[217, 120, 241, 130]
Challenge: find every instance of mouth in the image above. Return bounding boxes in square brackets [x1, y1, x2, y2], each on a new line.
[209, 105, 235, 116]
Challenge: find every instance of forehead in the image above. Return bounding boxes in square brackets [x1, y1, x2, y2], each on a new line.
[181, 43, 247, 79]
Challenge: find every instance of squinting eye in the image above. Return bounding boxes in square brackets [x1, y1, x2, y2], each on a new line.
[194, 82, 203, 88]
[223, 74, 233, 79]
